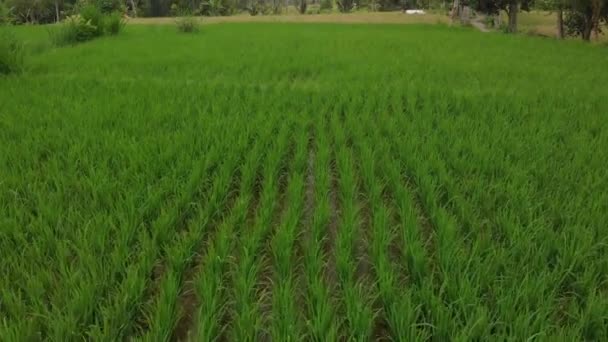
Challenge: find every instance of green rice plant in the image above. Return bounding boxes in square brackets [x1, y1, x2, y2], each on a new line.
[138, 123, 256, 341]
[103, 12, 125, 35]
[269, 126, 308, 340]
[49, 15, 99, 46]
[352, 102, 439, 340]
[301, 108, 339, 341]
[195, 113, 276, 339]
[331, 109, 376, 340]
[175, 15, 199, 33]
[228, 123, 293, 341]
[0, 28, 24, 75]
[0, 2, 13, 24]
[79, 4, 104, 36]
[81, 115, 230, 340]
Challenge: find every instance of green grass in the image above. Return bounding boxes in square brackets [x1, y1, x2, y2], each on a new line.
[1, 23, 607, 340]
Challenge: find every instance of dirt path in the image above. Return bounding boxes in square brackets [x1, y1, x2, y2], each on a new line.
[129, 12, 449, 25]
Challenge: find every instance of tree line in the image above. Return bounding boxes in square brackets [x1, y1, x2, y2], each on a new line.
[0, 0, 409, 22]
[469, 0, 607, 40]
[1, 0, 606, 41]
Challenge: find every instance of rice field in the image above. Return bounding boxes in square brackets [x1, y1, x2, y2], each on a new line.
[1, 23, 608, 340]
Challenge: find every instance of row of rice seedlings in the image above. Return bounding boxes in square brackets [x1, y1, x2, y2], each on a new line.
[178, 117, 282, 341]
[347, 116, 390, 339]
[137, 114, 278, 340]
[344, 105, 428, 340]
[330, 109, 376, 340]
[301, 109, 338, 340]
[366, 95, 473, 339]
[268, 120, 309, 340]
[211, 120, 294, 341]
[84, 118, 245, 340]
[0, 103, 222, 340]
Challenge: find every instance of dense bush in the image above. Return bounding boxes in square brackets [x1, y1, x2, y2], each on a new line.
[50, 5, 125, 46]
[49, 14, 99, 46]
[320, 0, 333, 10]
[95, 0, 124, 13]
[198, 0, 238, 16]
[0, 1, 14, 24]
[564, 10, 607, 41]
[337, 0, 354, 12]
[175, 15, 199, 32]
[80, 4, 104, 36]
[0, 29, 24, 74]
[104, 11, 125, 35]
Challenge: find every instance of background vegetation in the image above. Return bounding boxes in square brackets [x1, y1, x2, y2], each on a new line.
[1, 0, 607, 42]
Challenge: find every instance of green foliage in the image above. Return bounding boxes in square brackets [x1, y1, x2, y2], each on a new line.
[368, 0, 381, 11]
[198, 0, 237, 15]
[564, 0, 608, 40]
[49, 7, 124, 46]
[80, 4, 104, 36]
[306, 6, 321, 13]
[95, 0, 124, 13]
[175, 15, 198, 32]
[247, 0, 266, 15]
[49, 14, 99, 46]
[337, 0, 354, 12]
[320, 0, 333, 10]
[268, 0, 282, 14]
[103, 11, 125, 35]
[0, 29, 24, 74]
[483, 14, 496, 27]
[565, 10, 589, 36]
[473, 0, 533, 21]
[0, 1, 14, 24]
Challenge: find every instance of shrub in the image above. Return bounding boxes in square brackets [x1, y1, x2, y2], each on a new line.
[320, 0, 333, 10]
[175, 15, 199, 33]
[49, 15, 99, 46]
[0, 29, 24, 75]
[95, 0, 124, 14]
[483, 15, 495, 28]
[0, 1, 14, 24]
[247, 0, 266, 15]
[170, 3, 179, 16]
[104, 12, 125, 35]
[199, 0, 237, 16]
[80, 4, 104, 36]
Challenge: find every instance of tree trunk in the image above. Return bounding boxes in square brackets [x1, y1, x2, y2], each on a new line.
[591, 0, 601, 40]
[55, 0, 60, 23]
[451, 0, 459, 22]
[582, 19, 593, 41]
[507, 2, 518, 33]
[130, 0, 138, 17]
[556, 7, 564, 39]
